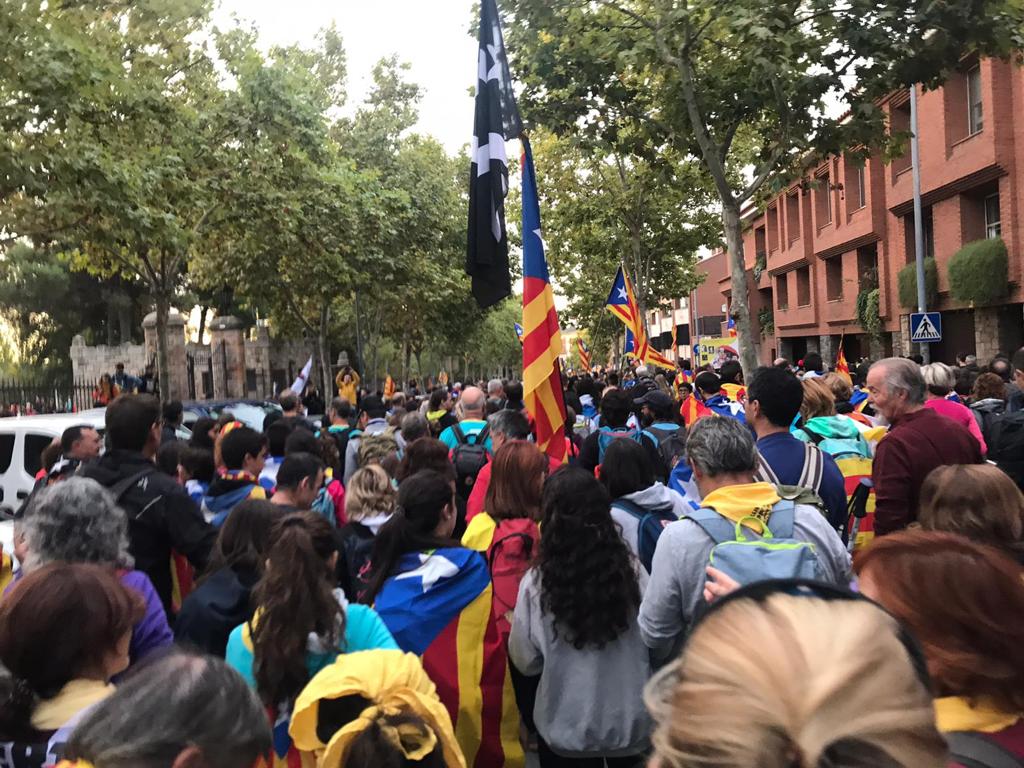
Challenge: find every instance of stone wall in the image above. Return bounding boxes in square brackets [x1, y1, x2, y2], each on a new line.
[70, 336, 148, 385]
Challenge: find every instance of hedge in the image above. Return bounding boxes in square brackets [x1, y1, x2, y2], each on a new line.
[948, 238, 1009, 305]
[897, 258, 937, 309]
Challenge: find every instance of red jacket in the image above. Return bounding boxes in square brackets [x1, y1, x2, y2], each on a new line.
[467, 453, 563, 523]
[872, 407, 983, 536]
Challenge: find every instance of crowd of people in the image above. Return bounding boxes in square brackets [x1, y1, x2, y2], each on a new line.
[0, 347, 1022, 768]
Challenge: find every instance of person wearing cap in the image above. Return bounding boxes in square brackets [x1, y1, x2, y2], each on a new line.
[289, 650, 465, 767]
[635, 389, 684, 483]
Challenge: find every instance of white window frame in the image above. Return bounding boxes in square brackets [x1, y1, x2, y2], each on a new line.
[985, 193, 1001, 239]
[857, 165, 867, 209]
[967, 65, 983, 135]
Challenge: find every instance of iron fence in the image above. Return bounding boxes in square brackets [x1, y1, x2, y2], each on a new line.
[0, 378, 98, 415]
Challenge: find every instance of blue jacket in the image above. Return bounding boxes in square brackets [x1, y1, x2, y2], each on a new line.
[704, 394, 747, 423]
[756, 431, 848, 529]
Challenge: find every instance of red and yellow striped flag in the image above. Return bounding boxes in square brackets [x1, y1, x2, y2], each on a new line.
[521, 137, 567, 463]
[576, 337, 591, 372]
[383, 375, 395, 399]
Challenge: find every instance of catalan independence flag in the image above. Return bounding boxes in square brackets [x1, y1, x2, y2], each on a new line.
[606, 267, 675, 369]
[577, 337, 591, 372]
[521, 136, 567, 464]
[835, 337, 851, 380]
[514, 321, 524, 344]
[680, 392, 713, 427]
[374, 548, 523, 768]
[383, 375, 396, 399]
[727, 314, 737, 337]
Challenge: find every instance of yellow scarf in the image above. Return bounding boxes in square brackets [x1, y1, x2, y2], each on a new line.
[935, 696, 1022, 734]
[700, 482, 781, 535]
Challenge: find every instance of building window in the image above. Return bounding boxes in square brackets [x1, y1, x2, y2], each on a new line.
[786, 192, 800, 243]
[776, 275, 789, 310]
[857, 165, 866, 209]
[985, 193, 1001, 238]
[967, 64, 983, 135]
[845, 157, 866, 213]
[904, 208, 934, 263]
[766, 206, 779, 252]
[826, 256, 843, 301]
[815, 171, 832, 228]
[890, 100, 912, 177]
[796, 266, 811, 307]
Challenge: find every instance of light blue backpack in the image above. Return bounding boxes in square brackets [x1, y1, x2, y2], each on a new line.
[687, 500, 822, 585]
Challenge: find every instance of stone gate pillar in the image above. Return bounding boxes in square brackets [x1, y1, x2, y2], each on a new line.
[142, 310, 188, 401]
[210, 316, 247, 399]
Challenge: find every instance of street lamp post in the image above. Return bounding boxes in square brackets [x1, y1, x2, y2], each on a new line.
[909, 84, 930, 364]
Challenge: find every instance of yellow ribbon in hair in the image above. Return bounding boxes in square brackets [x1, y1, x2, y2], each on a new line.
[289, 650, 465, 768]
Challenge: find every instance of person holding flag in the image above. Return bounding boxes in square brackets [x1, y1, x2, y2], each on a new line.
[577, 337, 592, 372]
[383, 375, 396, 400]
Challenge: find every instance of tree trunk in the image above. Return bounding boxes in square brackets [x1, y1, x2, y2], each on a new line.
[318, 302, 332, 401]
[118, 302, 132, 344]
[414, 349, 423, 382]
[722, 202, 760, 376]
[353, 292, 364, 375]
[154, 293, 171, 405]
[401, 339, 410, 391]
[197, 306, 208, 346]
[106, 299, 117, 346]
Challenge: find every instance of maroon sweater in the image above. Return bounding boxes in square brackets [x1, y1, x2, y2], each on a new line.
[872, 407, 983, 536]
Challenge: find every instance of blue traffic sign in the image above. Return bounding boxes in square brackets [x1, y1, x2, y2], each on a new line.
[910, 312, 942, 343]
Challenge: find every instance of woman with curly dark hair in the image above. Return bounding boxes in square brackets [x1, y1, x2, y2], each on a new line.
[509, 467, 650, 767]
[224, 511, 396, 762]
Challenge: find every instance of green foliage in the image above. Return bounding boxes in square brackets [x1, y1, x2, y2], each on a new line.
[757, 306, 774, 336]
[948, 238, 1009, 305]
[897, 259, 938, 309]
[753, 251, 768, 282]
[856, 288, 883, 338]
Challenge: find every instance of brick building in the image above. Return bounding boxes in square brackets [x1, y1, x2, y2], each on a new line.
[652, 56, 1024, 368]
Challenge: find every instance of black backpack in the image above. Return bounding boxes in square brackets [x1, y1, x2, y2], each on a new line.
[337, 523, 376, 602]
[985, 410, 1024, 491]
[642, 425, 687, 476]
[451, 424, 490, 499]
[611, 498, 678, 573]
[947, 731, 1024, 768]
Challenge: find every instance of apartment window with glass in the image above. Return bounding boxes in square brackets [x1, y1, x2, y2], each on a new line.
[985, 193, 1001, 238]
[776, 275, 789, 310]
[796, 266, 811, 307]
[857, 166, 867, 208]
[815, 171, 832, 227]
[967, 65, 983, 134]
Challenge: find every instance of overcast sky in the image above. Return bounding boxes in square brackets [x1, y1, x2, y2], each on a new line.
[213, 0, 478, 154]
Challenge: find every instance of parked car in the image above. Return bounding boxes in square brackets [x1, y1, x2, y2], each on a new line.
[181, 399, 283, 432]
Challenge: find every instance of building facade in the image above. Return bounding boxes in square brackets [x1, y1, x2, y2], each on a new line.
[649, 56, 1024, 367]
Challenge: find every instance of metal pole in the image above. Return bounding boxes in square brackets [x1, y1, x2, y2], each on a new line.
[909, 84, 930, 364]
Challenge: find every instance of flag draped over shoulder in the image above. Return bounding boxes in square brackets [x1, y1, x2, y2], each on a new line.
[374, 548, 524, 768]
[576, 337, 591, 372]
[521, 136, 567, 464]
[466, 0, 522, 309]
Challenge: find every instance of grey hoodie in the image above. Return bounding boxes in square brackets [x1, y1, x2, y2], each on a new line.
[611, 482, 689, 583]
[508, 569, 652, 759]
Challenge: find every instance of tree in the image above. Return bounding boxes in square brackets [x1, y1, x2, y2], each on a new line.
[2, 0, 232, 400]
[528, 130, 714, 348]
[504, 0, 1024, 374]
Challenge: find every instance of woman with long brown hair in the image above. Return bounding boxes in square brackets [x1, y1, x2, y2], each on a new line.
[225, 511, 396, 762]
[856, 530, 1024, 763]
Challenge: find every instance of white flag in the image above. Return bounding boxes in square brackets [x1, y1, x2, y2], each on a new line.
[290, 356, 313, 395]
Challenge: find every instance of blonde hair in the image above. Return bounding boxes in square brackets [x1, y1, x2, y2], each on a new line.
[920, 362, 955, 396]
[645, 594, 947, 768]
[800, 378, 836, 420]
[344, 465, 396, 522]
[821, 372, 853, 403]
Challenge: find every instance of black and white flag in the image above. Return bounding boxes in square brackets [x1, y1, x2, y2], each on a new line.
[466, 0, 522, 309]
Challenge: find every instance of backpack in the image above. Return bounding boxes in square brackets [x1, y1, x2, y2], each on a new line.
[611, 498, 678, 573]
[754, 442, 825, 493]
[487, 518, 538, 633]
[688, 499, 823, 585]
[357, 428, 399, 469]
[947, 731, 1024, 768]
[642, 425, 688, 474]
[985, 410, 1024, 491]
[451, 424, 490, 498]
[597, 426, 642, 464]
[338, 523, 376, 602]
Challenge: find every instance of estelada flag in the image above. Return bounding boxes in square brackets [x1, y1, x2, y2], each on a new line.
[680, 393, 713, 427]
[383, 375, 396, 399]
[439, 371, 450, 387]
[606, 267, 676, 369]
[576, 337, 591, 372]
[727, 315, 737, 337]
[374, 548, 523, 768]
[521, 136, 567, 464]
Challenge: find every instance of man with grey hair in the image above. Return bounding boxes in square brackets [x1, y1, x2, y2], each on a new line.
[638, 417, 850, 658]
[400, 411, 431, 445]
[866, 357, 982, 535]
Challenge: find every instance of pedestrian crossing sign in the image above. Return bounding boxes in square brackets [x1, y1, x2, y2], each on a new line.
[910, 312, 942, 343]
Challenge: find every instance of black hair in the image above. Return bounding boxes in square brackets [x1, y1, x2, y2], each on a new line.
[909, 354, 924, 366]
[747, 366, 803, 427]
[266, 420, 294, 457]
[179, 446, 215, 484]
[59, 425, 92, 455]
[104, 394, 160, 452]
[278, 392, 299, 412]
[360, 396, 387, 420]
[599, 388, 632, 428]
[804, 352, 824, 373]
[694, 371, 721, 396]
[538, 468, 640, 648]
[189, 417, 217, 450]
[284, 428, 321, 457]
[162, 400, 184, 424]
[330, 397, 353, 420]
[220, 426, 268, 470]
[361, 471, 457, 604]
[276, 452, 324, 491]
[156, 441, 182, 477]
[204, 498, 278, 578]
[504, 381, 524, 403]
[428, 388, 448, 411]
[719, 360, 743, 385]
[599, 439, 656, 499]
